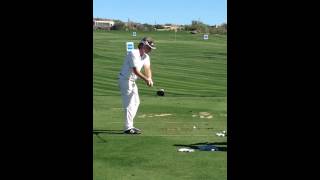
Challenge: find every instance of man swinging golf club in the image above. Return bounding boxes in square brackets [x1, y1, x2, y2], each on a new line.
[118, 37, 156, 134]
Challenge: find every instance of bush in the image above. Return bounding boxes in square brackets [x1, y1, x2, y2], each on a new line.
[112, 20, 126, 30]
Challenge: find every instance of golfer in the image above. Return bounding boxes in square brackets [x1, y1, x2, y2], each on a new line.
[118, 37, 156, 134]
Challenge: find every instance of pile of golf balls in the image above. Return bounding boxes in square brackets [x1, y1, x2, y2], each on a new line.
[216, 130, 227, 137]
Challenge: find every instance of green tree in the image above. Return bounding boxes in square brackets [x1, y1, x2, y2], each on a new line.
[154, 24, 164, 29]
[191, 20, 208, 33]
[112, 20, 125, 30]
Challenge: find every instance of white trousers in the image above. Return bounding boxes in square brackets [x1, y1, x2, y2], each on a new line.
[118, 78, 140, 131]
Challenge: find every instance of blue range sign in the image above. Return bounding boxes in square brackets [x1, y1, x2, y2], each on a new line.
[126, 42, 134, 52]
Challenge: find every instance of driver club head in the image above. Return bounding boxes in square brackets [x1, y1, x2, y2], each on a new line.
[156, 88, 165, 96]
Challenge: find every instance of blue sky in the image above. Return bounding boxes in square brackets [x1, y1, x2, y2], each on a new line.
[93, 0, 227, 25]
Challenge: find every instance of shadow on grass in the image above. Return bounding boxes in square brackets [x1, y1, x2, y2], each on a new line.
[93, 129, 123, 135]
[174, 142, 227, 152]
[93, 129, 124, 143]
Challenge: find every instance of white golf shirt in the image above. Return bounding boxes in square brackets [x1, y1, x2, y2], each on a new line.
[119, 49, 150, 81]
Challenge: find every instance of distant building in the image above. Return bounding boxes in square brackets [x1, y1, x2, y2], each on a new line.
[156, 24, 183, 31]
[93, 18, 114, 28]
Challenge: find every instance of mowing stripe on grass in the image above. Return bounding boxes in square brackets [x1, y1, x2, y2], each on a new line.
[105, 122, 216, 123]
[95, 135, 220, 137]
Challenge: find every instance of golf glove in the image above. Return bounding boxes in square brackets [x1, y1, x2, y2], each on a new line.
[149, 79, 153, 87]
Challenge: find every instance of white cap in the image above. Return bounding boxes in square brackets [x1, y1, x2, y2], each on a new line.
[141, 37, 156, 49]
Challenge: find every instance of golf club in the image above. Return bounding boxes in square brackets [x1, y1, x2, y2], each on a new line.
[151, 85, 165, 96]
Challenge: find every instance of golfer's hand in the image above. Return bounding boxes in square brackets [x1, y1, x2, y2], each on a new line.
[149, 80, 153, 87]
[146, 78, 153, 87]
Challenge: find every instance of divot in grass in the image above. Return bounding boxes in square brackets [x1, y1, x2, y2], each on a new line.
[192, 112, 213, 119]
[155, 113, 172, 117]
[138, 113, 172, 118]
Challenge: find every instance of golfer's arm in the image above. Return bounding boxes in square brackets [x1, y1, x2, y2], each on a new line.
[143, 64, 152, 79]
[132, 67, 149, 81]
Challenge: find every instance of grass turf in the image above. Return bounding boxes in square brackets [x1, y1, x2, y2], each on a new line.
[94, 30, 227, 180]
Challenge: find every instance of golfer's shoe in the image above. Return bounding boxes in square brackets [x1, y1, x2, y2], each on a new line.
[123, 128, 141, 134]
[133, 127, 142, 133]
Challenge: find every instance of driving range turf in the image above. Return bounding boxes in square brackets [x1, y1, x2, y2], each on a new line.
[94, 30, 227, 180]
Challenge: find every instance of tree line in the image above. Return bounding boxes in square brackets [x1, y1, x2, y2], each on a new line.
[94, 19, 227, 34]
